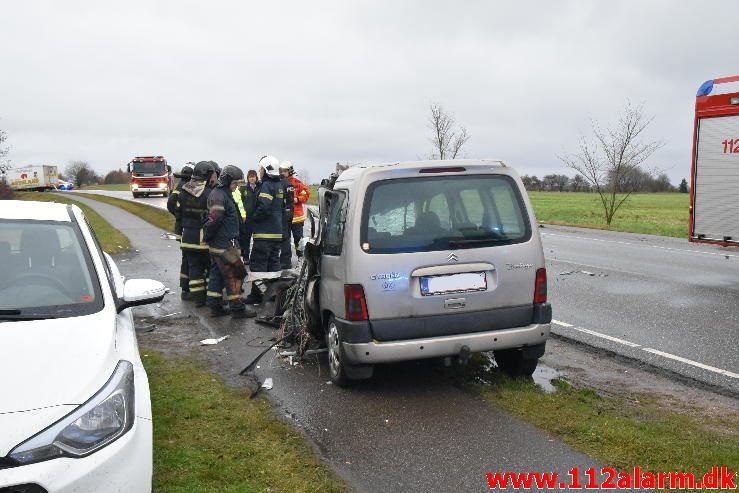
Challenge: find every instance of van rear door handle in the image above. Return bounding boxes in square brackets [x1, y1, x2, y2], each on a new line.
[444, 298, 466, 309]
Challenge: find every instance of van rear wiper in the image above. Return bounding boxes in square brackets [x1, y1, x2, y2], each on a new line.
[449, 237, 508, 247]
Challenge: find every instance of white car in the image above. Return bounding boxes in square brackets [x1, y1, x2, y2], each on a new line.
[0, 200, 164, 492]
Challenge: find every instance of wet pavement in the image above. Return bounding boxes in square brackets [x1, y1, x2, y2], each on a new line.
[67, 193, 603, 493]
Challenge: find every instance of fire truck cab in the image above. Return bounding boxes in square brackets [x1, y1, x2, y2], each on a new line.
[127, 156, 173, 198]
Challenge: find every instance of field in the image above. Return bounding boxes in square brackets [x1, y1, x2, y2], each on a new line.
[528, 192, 689, 238]
[79, 183, 130, 191]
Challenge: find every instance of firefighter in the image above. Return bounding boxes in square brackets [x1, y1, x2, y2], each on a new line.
[283, 162, 310, 262]
[278, 162, 295, 269]
[168, 163, 194, 299]
[203, 165, 255, 318]
[179, 161, 217, 306]
[238, 169, 260, 264]
[245, 156, 284, 304]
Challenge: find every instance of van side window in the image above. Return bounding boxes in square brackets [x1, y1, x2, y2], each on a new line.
[323, 191, 347, 256]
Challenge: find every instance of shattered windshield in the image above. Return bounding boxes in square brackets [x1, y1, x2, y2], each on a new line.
[361, 175, 531, 253]
[0, 220, 104, 320]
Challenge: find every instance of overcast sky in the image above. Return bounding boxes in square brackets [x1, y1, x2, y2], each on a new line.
[1, 1, 738, 184]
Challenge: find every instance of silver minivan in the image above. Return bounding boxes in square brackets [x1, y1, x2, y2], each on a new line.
[308, 160, 551, 386]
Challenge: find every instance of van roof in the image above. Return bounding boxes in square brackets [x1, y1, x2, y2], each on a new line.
[335, 159, 508, 184]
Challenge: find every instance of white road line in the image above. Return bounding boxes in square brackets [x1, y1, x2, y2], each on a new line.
[642, 348, 739, 379]
[552, 319, 739, 379]
[542, 232, 739, 259]
[549, 258, 647, 278]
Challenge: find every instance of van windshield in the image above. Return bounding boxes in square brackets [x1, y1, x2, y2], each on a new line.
[132, 161, 166, 174]
[361, 175, 531, 254]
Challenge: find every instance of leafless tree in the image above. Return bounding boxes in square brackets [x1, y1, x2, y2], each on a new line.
[66, 160, 99, 187]
[558, 101, 664, 225]
[427, 103, 470, 160]
[296, 168, 311, 185]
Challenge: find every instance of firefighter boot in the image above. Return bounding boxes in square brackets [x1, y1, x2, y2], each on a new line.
[193, 292, 207, 307]
[244, 283, 263, 305]
[209, 305, 230, 318]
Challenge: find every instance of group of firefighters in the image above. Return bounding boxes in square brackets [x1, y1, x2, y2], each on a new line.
[166, 155, 310, 319]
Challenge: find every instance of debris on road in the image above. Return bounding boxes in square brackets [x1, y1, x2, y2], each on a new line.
[201, 335, 230, 345]
[161, 232, 178, 240]
[261, 378, 274, 390]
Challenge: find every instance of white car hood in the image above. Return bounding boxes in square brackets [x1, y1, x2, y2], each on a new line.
[0, 310, 118, 414]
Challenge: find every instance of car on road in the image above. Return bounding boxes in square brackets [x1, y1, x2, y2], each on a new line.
[309, 160, 551, 386]
[0, 200, 165, 492]
[56, 180, 74, 191]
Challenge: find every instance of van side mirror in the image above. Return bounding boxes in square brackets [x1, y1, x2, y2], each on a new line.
[116, 279, 167, 313]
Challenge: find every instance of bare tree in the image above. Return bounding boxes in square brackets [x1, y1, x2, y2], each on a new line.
[296, 168, 311, 185]
[66, 161, 99, 187]
[427, 103, 470, 160]
[558, 101, 664, 225]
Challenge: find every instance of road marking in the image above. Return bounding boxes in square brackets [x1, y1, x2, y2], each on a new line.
[552, 319, 739, 379]
[542, 232, 739, 259]
[642, 347, 739, 379]
[549, 258, 647, 278]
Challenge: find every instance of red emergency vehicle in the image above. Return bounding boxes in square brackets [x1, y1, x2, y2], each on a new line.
[689, 75, 739, 247]
[127, 156, 173, 198]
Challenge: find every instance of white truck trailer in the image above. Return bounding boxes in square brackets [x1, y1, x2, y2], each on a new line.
[5, 165, 59, 192]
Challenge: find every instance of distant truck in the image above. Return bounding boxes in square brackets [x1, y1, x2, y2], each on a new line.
[126, 156, 173, 198]
[6, 165, 59, 191]
[690, 75, 739, 247]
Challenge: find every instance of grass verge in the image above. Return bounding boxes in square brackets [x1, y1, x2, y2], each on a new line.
[79, 184, 131, 191]
[16, 192, 131, 254]
[529, 192, 689, 238]
[143, 350, 346, 493]
[73, 192, 175, 231]
[468, 363, 738, 476]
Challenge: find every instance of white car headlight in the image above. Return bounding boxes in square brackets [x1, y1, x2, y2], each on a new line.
[8, 361, 135, 465]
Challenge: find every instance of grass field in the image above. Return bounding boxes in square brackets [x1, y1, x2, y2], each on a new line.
[74, 192, 175, 232]
[528, 192, 689, 238]
[79, 184, 130, 191]
[15, 192, 131, 253]
[472, 369, 738, 479]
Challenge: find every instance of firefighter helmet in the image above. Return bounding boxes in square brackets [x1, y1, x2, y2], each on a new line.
[217, 165, 245, 188]
[259, 155, 280, 178]
[192, 161, 216, 181]
[279, 160, 295, 175]
[174, 163, 194, 179]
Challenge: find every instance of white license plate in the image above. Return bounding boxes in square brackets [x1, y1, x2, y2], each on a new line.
[420, 272, 487, 296]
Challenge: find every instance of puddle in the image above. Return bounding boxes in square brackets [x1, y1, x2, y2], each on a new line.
[532, 364, 560, 393]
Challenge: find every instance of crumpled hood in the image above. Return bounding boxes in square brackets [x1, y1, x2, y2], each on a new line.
[0, 310, 118, 414]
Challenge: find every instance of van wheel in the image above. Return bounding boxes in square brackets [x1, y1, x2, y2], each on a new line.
[493, 349, 539, 377]
[326, 316, 373, 386]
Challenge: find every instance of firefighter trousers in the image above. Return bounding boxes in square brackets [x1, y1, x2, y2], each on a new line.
[179, 252, 189, 292]
[206, 255, 246, 313]
[184, 249, 209, 299]
[250, 239, 281, 273]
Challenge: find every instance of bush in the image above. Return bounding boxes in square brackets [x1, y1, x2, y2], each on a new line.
[0, 182, 15, 199]
[104, 169, 131, 184]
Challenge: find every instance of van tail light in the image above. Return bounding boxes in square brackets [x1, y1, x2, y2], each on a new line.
[534, 268, 547, 304]
[344, 284, 369, 321]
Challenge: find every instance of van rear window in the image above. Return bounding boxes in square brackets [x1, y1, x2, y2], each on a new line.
[361, 175, 531, 254]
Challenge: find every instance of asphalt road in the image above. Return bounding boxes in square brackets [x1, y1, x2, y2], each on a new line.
[73, 189, 739, 393]
[68, 193, 601, 493]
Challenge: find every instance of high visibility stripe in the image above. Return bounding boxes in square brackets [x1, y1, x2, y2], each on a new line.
[180, 242, 209, 250]
[259, 192, 273, 200]
[190, 286, 205, 293]
[207, 291, 222, 298]
[175, 234, 182, 240]
[225, 294, 242, 301]
[209, 205, 225, 211]
[172, 190, 180, 195]
[180, 273, 189, 279]
[292, 215, 305, 224]
[253, 233, 283, 239]
[209, 247, 226, 254]
[232, 190, 246, 219]
[189, 279, 205, 286]
[276, 192, 284, 198]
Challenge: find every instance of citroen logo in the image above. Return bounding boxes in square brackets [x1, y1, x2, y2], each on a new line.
[447, 253, 458, 262]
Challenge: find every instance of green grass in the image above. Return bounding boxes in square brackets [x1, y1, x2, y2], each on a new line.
[469, 366, 738, 476]
[529, 192, 689, 238]
[16, 192, 131, 253]
[74, 192, 175, 232]
[307, 185, 318, 205]
[79, 183, 131, 191]
[143, 351, 346, 493]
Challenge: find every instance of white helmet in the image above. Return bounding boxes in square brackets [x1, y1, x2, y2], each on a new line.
[259, 155, 280, 178]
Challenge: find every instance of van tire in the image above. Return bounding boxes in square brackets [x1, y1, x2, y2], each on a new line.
[493, 348, 539, 377]
[326, 315, 373, 386]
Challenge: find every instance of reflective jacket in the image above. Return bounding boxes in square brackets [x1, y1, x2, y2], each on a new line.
[289, 175, 310, 223]
[239, 181, 260, 223]
[179, 180, 211, 251]
[167, 179, 187, 239]
[204, 185, 242, 251]
[251, 176, 284, 241]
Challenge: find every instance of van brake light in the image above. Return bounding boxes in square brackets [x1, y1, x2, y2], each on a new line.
[534, 268, 547, 304]
[344, 284, 369, 321]
[419, 167, 466, 173]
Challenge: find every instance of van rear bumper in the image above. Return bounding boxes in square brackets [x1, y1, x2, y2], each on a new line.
[342, 323, 550, 364]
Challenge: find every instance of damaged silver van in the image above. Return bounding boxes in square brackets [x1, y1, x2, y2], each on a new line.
[305, 160, 551, 386]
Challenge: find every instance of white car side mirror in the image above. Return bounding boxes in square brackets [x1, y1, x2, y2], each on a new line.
[117, 279, 167, 313]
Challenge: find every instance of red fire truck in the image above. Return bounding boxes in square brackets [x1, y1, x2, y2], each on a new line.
[689, 75, 739, 247]
[127, 156, 173, 198]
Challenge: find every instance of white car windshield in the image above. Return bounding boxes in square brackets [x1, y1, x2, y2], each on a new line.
[0, 220, 104, 320]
